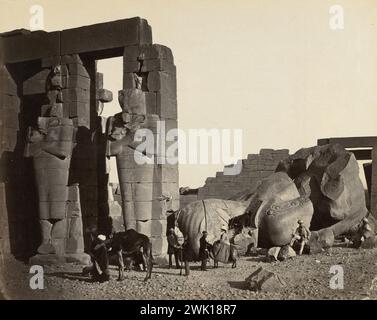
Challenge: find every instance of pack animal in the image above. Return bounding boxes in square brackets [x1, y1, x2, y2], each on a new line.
[111, 229, 153, 281]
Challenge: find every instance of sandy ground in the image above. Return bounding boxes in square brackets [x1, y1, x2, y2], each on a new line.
[1, 247, 376, 300]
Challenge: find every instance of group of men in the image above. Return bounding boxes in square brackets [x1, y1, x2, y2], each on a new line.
[84, 215, 373, 282]
[166, 225, 230, 275]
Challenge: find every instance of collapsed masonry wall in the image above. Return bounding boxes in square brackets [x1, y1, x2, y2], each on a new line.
[180, 149, 290, 206]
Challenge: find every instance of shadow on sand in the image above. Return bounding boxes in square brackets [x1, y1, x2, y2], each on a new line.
[228, 280, 248, 290]
[45, 271, 95, 283]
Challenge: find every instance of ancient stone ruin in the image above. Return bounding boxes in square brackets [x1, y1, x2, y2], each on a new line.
[0, 17, 376, 270]
[0, 18, 178, 263]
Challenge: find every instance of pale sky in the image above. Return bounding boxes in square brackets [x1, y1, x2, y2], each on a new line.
[1, 0, 377, 188]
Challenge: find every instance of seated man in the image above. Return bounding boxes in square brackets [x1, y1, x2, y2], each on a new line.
[83, 234, 110, 282]
[351, 217, 373, 248]
[290, 220, 310, 255]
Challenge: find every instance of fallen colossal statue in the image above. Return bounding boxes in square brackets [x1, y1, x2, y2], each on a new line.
[176, 143, 376, 255]
[276, 143, 375, 251]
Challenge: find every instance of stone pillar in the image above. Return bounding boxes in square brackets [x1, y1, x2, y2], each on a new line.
[0, 64, 20, 257]
[121, 44, 179, 261]
[24, 56, 91, 264]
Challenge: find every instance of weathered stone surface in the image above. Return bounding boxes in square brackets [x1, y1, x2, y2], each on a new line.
[157, 93, 177, 119]
[150, 236, 168, 256]
[23, 69, 50, 95]
[123, 44, 173, 63]
[62, 88, 90, 103]
[278, 245, 296, 261]
[147, 71, 176, 95]
[135, 219, 166, 237]
[96, 88, 113, 103]
[177, 199, 247, 258]
[118, 88, 146, 114]
[68, 101, 90, 118]
[278, 144, 368, 251]
[2, 31, 60, 63]
[245, 267, 286, 292]
[267, 247, 281, 261]
[67, 63, 89, 77]
[61, 18, 152, 55]
[141, 59, 176, 74]
[66, 75, 90, 90]
[231, 172, 313, 248]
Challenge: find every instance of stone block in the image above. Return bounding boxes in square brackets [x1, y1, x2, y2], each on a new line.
[68, 184, 80, 201]
[2, 31, 60, 63]
[141, 59, 176, 74]
[61, 18, 152, 55]
[118, 167, 156, 183]
[65, 237, 85, 254]
[68, 216, 83, 238]
[133, 200, 171, 220]
[67, 63, 89, 77]
[147, 71, 176, 96]
[66, 75, 91, 90]
[68, 101, 90, 118]
[150, 236, 168, 256]
[61, 54, 84, 65]
[156, 93, 177, 119]
[123, 61, 141, 73]
[136, 219, 166, 237]
[2, 112, 19, 129]
[245, 267, 286, 292]
[67, 201, 81, 217]
[50, 103, 64, 117]
[124, 44, 173, 63]
[96, 88, 113, 102]
[62, 88, 90, 103]
[158, 164, 179, 183]
[145, 92, 157, 114]
[23, 69, 50, 95]
[52, 238, 66, 256]
[277, 245, 296, 261]
[41, 56, 61, 68]
[126, 182, 179, 201]
[123, 72, 136, 89]
[141, 44, 173, 62]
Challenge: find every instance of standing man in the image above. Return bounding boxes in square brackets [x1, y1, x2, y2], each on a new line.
[199, 231, 211, 271]
[181, 235, 191, 276]
[167, 228, 181, 269]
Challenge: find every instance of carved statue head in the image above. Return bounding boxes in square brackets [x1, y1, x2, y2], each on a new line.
[118, 89, 146, 115]
[50, 64, 63, 88]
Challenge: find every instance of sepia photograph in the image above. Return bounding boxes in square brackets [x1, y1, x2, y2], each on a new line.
[0, 0, 376, 308]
